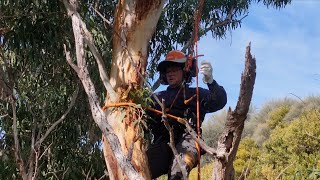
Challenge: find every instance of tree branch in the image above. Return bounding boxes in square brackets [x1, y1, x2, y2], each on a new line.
[69, 6, 117, 102]
[11, 99, 28, 180]
[147, 107, 218, 156]
[63, 2, 118, 102]
[64, 44, 80, 73]
[161, 99, 188, 180]
[34, 85, 79, 147]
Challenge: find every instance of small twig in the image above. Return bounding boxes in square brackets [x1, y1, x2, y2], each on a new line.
[62, 167, 70, 180]
[98, 174, 106, 180]
[184, 122, 217, 157]
[92, 7, 112, 26]
[161, 99, 188, 180]
[148, 107, 218, 156]
[0, 114, 8, 118]
[305, 131, 320, 141]
[38, 143, 53, 161]
[64, 44, 80, 73]
[32, 148, 40, 180]
[275, 163, 294, 180]
[98, 170, 109, 180]
[11, 99, 28, 180]
[86, 165, 93, 180]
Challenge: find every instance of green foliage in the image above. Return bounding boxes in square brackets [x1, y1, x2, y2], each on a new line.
[189, 162, 214, 180]
[233, 138, 260, 178]
[129, 88, 154, 108]
[246, 109, 320, 179]
[267, 105, 290, 129]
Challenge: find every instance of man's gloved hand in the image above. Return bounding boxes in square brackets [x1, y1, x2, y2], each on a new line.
[200, 60, 213, 84]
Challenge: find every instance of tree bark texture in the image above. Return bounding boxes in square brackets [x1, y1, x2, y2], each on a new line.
[64, 0, 148, 179]
[212, 43, 256, 180]
[103, 1, 165, 180]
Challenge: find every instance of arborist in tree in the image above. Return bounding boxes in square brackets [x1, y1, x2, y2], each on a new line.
[146, 50, 227, 179]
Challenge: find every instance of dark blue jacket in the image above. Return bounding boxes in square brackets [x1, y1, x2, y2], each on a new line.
[148, 80, 227, 141]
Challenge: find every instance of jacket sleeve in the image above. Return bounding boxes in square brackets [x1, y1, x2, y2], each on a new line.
[200, 79, 227, 113]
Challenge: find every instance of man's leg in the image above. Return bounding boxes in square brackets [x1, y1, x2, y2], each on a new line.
[169, 134, 199, 179]
[147, 140, 173, 179]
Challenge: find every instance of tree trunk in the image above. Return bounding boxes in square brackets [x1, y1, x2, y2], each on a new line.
[212, 43, 256, 180]
[103, 1, 165, 179]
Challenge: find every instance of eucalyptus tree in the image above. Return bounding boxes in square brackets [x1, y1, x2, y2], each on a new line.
[1, 0, 291, 179]
[0, 1, 107, 179]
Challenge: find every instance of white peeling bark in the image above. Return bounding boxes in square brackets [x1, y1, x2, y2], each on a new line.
[103, 0, 165, 180]
[63, 0, 145, 179]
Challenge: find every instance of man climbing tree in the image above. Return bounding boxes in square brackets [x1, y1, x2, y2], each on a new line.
[146, 50, 227, 179]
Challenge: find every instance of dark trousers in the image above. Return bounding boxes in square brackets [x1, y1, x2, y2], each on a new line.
[146, 134, 199, 179]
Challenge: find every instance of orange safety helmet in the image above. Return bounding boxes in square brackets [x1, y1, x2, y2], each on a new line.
[157, 50, 187, 73]
[157, 50, 194, 85]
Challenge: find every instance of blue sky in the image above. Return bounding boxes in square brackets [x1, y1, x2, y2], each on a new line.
[196, 1, 320, 110]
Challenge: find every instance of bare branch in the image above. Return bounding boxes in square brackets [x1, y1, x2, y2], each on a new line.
[64, 44, 80, 73]
[27, 116, 37, 180]
[62, 167, 70, 180]
[161, 99, 188, 180]
[64, 5, 118, 101]
[151, 78, 161, 92]
[32, 148, 40, 180]
[39, 143, 53, 161]
[34, 85, 79, 147]
[275, 162, 294, 180]
[11, 100, 28, 180]
[0, 114, 8, 118]
[305, 131, 320, 140]
[184, 122, 217, 156]
[82, 38, 118, 102]
[92, 7, 112, 26]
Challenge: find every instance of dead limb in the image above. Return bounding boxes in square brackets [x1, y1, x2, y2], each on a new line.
[212, 42, 256, 180]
